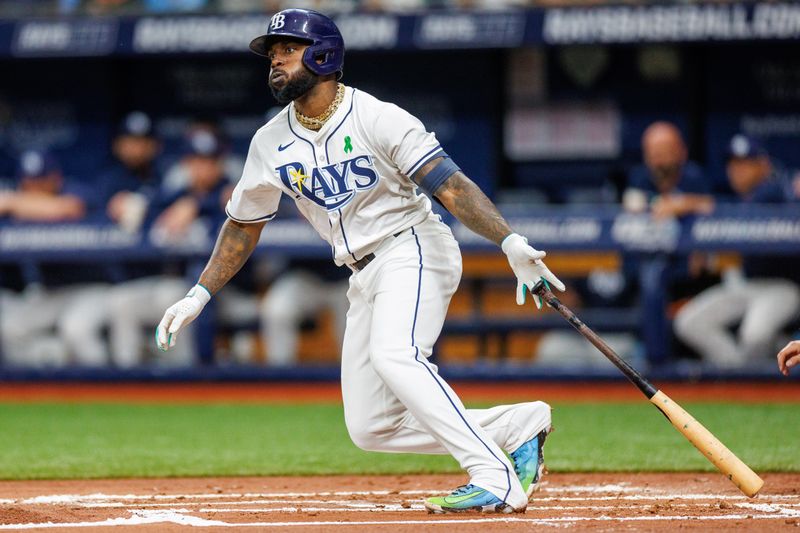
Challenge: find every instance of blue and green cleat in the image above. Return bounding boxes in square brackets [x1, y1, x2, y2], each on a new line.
[510, 428, 549, 498]
[424, 484, 520, 514]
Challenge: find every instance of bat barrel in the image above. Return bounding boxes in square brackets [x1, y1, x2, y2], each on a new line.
[530, 281, 764, 498]
[651, 391, 764, 497]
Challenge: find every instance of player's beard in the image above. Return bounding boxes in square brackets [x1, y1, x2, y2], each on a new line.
[269, 67, 319, 105]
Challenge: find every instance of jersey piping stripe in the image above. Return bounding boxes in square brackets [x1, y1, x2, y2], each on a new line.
[224, 207, 277, 223]
[289, 113, 342, 258]
[338, 209, 357, 262]
[324, 90, 356, 162]
[326, 92, 357, 262]
[287, 106, 315, 146]
[405, 146, 445, 177]
[408, 227, 512, 505]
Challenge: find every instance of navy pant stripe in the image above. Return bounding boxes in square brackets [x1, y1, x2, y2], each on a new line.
[408, 227, 512, 503]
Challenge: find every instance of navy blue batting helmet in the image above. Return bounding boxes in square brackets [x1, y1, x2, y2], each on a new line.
[250, 9, 345, 78]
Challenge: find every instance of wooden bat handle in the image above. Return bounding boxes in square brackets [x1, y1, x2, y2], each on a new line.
[650, 390, 764, 497]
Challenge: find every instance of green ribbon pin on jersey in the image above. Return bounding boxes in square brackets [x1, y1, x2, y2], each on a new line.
[344, 136, 353, 153]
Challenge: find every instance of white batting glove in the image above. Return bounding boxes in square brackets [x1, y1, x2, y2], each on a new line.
[502, 233, 566, 309]
[155, 284, 211, 351]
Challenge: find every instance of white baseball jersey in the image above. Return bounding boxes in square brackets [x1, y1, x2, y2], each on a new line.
[226, 85, 445, 266]
[225, 83, 552, 507]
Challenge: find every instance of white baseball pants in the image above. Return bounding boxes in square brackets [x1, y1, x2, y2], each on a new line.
[341, 216, 550, 510]
[674, 277, 800, 367]
[260, 271, 348, 366]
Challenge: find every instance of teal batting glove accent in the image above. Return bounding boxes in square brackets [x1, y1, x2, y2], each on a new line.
[155, 327, 172, 352]
[155, 327, 165, 352]
[532, 278, 550, 309]
[196, 283, 212, 298]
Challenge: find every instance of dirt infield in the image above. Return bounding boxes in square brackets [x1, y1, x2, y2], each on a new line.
[1, 473, 799, 531]
[2, 382, 798, 530]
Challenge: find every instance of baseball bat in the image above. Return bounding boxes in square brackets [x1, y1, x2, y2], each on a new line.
[530, 281, 764, 498]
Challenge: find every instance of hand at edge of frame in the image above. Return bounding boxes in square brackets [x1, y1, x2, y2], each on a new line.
[777, 340, 800, 376]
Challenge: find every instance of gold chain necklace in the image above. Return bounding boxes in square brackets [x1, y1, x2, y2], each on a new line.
[294, 83, 345, 131]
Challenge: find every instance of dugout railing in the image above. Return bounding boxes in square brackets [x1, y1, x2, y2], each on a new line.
[0, 205, 798, 379]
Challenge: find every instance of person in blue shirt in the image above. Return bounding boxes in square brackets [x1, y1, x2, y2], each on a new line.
[623, 121, 714, 217]
[674, 134, 800, 368]
[101, 128, 234, 368]
[0, 149, 108, 367]
[622, 122, 716, 363]
[0, 149, 98, 221]
[149, 128, 231, 243]
[99, 111, 162, 232]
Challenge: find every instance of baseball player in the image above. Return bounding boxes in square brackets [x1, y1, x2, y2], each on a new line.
[156, 9, 563, 514]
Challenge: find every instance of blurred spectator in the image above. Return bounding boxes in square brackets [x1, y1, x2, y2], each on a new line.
[0, 150, 108, 367]
[534, 288, 638, 369]
[258, 260, 349, 367]
[622, 122, 717, 363]
[143, 0, 208, 11]
[623, 121, 714, 218]
[100, 111, 162, 232]
[106, 272, 192, 368]
[60, 0, 207, 14]
[60, 114, 191, 368]
[102, 127, 234, 367]
[151, 128, 232, 244]
[110, 130, 230, 366]
[674, 135, 800, 368]
[162, 117, 244, 195]
[214, 199, 350, 367]
[0, 150, 94, 221]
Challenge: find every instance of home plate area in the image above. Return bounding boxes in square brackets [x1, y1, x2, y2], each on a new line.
[1, 474, 799, 531]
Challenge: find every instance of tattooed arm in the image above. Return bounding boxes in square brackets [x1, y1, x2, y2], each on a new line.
[413, 157, 565, 307]
[413, 157, 511, 245]
[199, 219, 266, 294]
[156, 218, 266, 350]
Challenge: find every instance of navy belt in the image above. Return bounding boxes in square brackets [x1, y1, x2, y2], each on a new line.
[349, 253, 375, 272]
[348, 229, 406, 272]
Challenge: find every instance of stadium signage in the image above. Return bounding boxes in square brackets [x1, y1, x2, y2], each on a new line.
[543, 3, 800, 45]
[414, 13, 525, 48]
[12, 19, 117, 57]
[691, 218, 800, 243]
[453, 217, 603, 247]
[3, 4, 800, 58]
[132, 15, 270, 53]
[3, 212, 800, 256]
[334, 15, 399, 50]
[0, 226, 138, 250]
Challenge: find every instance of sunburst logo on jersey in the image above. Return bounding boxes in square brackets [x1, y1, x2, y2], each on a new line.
[289, 167, 309, 190]
[276, 156, 379, 211]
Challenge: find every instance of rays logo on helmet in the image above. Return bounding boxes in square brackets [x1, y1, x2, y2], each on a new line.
[276, 155, 379, 211]
[270, 14, 286, 30]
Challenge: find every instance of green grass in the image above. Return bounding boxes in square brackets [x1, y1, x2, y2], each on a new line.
[0, 402, 796, 480]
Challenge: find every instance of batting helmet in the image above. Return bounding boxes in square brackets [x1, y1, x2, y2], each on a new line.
[250, 9, 345, 79]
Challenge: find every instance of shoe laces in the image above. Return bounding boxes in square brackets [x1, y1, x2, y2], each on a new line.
[451, 484, 475, 496]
